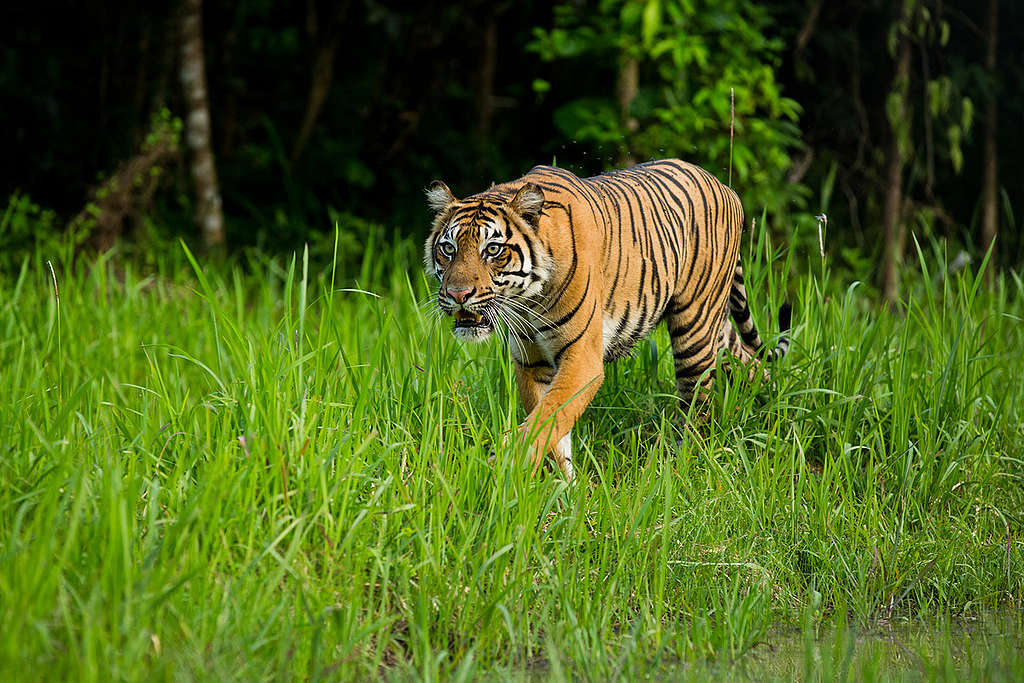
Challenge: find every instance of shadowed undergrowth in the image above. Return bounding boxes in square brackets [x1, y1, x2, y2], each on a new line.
[0, 229, 1021, 680]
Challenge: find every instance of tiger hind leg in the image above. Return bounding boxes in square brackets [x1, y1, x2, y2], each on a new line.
[664, 295, 728, 410]
[720, 319, 765, 382]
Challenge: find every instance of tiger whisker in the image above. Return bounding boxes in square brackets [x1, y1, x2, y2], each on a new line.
[498, 293, 545, 320]
[416, 294, 444, 312]
[503, 306, 544, 342]
[503, 310, 536, 344]
[493, 301, 529, 336]
[418, 297, 448, 330]
[493, 306, 528, 361]
[497, 296, 549, 333]
[497, 307, 537, 364]
[489, 308, 517, 358]
[500, 308, 531, 347]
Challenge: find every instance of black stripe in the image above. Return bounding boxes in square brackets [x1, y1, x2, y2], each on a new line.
[537, 273, 591, 333]
[554, 299, 599, 365]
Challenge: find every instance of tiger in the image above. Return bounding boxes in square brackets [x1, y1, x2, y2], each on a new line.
[424, 159, 790, 480]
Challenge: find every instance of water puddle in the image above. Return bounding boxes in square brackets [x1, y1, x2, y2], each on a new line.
[686, 615, 1023, 680]
[511, 614, 1024, 681]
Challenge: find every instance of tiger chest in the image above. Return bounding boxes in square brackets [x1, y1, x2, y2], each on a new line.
[600, 303, 663, 362]
[506, 297, 663, 373]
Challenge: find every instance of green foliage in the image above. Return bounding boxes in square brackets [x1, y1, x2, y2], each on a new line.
[1, 218, 1021, 678]
[531, 0, 808, 218]
[0, 193, 86, 271]
[887, 2, 974, 180]
[1, 193, 56, 261]
[5, 0, 1023, 262]
[70, 108, 184, 240]
[144, 107, 183, 153]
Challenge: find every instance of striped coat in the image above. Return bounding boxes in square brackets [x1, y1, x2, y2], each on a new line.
[425, 160, 789, 479]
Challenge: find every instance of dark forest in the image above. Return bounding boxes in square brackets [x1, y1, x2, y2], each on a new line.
[3, 0, 1021, 301]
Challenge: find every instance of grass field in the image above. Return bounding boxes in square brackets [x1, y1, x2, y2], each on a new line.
[1, 226, 1022, 680]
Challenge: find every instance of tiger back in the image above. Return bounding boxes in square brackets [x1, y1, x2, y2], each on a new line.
[424, 159, 790, 479]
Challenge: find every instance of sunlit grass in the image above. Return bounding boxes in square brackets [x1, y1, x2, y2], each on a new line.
[0, 226, 1021, 680]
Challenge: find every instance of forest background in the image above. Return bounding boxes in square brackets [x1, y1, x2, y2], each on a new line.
[2, 0, 1020, 298]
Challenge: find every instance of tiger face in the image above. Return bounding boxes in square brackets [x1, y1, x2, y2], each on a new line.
[424, 180, 553, 342]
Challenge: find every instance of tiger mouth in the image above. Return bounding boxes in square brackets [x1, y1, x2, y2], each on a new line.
[453, 309, 492, 330]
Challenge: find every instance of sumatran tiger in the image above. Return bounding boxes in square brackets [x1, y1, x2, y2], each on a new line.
[424, 160, 790, 480]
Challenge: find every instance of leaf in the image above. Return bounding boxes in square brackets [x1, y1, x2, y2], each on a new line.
[820, 160, 838, 214]
[927, 80, 941, 118]
[642, 0, 661, 48]
[947, 125, 963, 174]
[887, 24, 899, 57]
[960, 97, 974, 135]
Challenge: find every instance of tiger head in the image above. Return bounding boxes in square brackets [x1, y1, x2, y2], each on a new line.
[424, 180, 552, 342]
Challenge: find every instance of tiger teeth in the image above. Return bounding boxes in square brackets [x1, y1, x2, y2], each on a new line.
[455, 311, 483, 323]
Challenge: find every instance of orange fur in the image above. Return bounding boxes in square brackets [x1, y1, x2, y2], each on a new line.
[424, 161, 790, 479]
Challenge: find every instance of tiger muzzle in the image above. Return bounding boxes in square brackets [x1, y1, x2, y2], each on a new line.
[453, 307, 491, 331]
[446, 297, 494, 340]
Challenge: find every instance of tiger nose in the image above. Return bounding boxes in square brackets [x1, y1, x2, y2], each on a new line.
[446, 287, 473, 304]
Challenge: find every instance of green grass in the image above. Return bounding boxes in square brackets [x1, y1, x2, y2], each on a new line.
[0, 226, 1022, 681]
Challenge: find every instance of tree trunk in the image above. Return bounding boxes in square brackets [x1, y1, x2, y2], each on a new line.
[981, 0, 999, 281]
[291, 39, 339, 163]
[153, 14, 176, 112]
[133, 23, 151, 143]
[882, 9, 914, 307]
[474, 15, 497, 145]
[795, 0, 824, 52]
[291, 0, 351, 164]
[220, 25, 239, 157]
[71, 117, 181, 252]
[616, 53, 639, 166]
[180, 0, 225, 248]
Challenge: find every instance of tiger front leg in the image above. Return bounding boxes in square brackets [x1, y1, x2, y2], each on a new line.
[518, 340, 604, 479]
[514, 360, 574, 478]
[513, 359, 551, 416]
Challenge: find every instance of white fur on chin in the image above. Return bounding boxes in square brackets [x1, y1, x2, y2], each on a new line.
[453, 325, 492, 342]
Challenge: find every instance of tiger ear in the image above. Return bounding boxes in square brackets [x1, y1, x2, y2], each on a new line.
[426, 180, 456, 213]
[510, 182, 545, 225]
